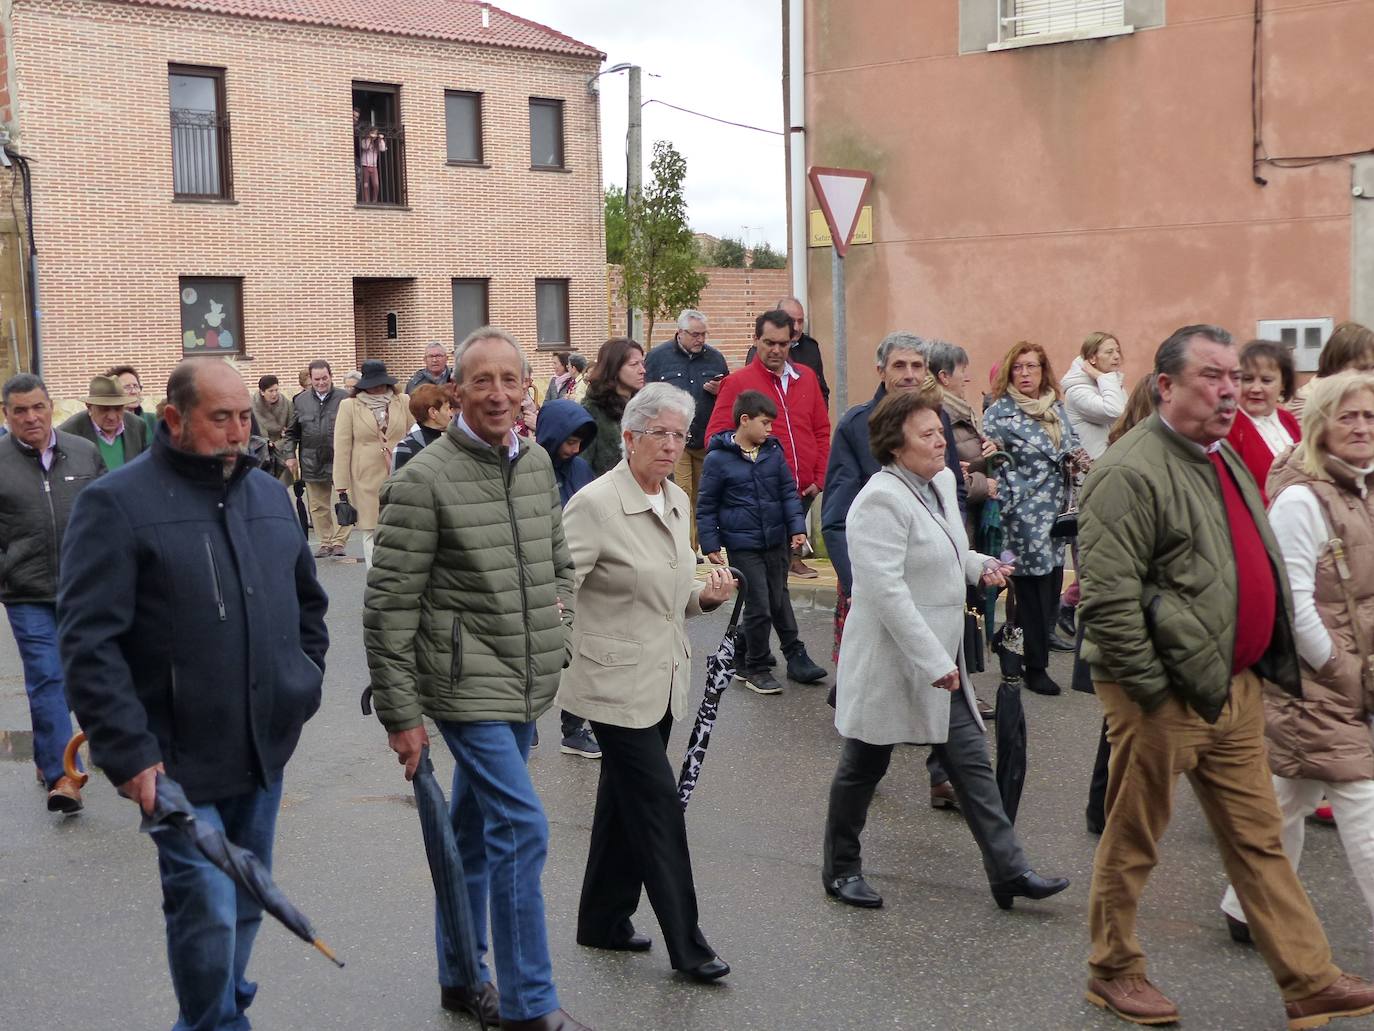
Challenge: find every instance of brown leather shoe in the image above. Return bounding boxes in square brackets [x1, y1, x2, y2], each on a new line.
[1285, 973, 1374, 1030]
[313, 545, 332, 558]
[500, 1009, 593, 1031]
[930, 781, 960, 811]
[47, 774, 83, 815]
[789, 557, 818, 579]
[1086, 975, 1180, 1025]
[441, 981, 499, 1023]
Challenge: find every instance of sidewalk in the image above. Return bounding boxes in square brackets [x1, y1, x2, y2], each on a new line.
[698, 556, 838, 611]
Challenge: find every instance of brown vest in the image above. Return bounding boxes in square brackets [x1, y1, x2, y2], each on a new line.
[1262, 449, 1374, 782]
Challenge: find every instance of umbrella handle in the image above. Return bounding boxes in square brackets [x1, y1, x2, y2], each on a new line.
[723, 565, 748, 632]
[63, 730, 89, 788]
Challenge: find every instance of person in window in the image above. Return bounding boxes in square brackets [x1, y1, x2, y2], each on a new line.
[359, 125, 386, 203]
[581, 337, 645, 476]
[1228, 339, 1301, 504]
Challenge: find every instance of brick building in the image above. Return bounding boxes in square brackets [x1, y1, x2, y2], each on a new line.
[1, 0, 608, 400]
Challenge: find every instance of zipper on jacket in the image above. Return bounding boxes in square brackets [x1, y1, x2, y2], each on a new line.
[451, 618, 463, 685]
[41, 468, 59, 579]
[203, 535, 227, 621]
[503, 456, 534, 723]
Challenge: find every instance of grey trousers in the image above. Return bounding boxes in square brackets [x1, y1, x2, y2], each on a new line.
[823, 690, 1028, 885]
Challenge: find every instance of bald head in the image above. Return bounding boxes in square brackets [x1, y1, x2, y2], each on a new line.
[777, 297, 804, 339]
[164, 359, 252, 473]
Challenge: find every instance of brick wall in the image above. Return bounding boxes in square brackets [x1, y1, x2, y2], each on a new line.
[11, 0, 607, 401]
[606, 264, 791, 369]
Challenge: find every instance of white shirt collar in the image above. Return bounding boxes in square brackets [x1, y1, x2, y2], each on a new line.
[456, 413, 519, 458]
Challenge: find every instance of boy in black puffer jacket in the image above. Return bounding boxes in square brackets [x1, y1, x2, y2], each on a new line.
[697, 390, 826, 694]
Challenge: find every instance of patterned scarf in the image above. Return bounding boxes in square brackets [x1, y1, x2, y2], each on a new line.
[357, 390, 392, 435]
[1008, 386, 1063, 447]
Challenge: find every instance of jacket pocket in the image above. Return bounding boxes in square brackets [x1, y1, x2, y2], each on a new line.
[203, 536, 226, 622]
[577, 633, 642, 668]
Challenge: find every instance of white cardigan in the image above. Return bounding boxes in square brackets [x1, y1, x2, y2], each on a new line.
[1061, 357, 1125, 459]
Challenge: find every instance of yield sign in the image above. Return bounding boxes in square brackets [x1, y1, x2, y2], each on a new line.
[807, 166, 873, 258]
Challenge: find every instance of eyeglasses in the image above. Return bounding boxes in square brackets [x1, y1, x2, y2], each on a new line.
[682, 330, 707, 340]
[1010, 363, 1042, 374]
[636, 428, 686, 444]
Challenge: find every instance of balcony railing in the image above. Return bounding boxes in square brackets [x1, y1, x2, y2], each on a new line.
[171, 108, 233, 199]
[356, 124, 408, 208]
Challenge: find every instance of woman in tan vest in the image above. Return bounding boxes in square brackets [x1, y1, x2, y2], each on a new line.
[332, 359, 409, 567]
[1219, 371, 1374, 944]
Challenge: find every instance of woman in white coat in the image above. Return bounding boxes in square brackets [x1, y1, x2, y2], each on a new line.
[820, 390, 1070, 911]
[1061, 331, 1126, 461]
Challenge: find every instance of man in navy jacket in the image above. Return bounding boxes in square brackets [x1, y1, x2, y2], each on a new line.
[58, 359, 328, 1031]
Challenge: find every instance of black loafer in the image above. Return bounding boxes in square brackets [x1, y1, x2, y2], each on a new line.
[441, 981, 500, 1023]
[1225, 913, 1253, 945]
[1025, 672, 1062, 696]
[990, 870, 1070, 910]
[824, 873, 883, 908]
[578, 932, 652, 952]
[1049, 632, 1076, 652]
[682, 956, 730, 982]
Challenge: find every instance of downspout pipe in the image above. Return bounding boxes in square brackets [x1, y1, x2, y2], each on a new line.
[787, 0, 806, 310]
[5, 146, 37, 376]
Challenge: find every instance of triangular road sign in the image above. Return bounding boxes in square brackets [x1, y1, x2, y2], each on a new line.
[808, 166, 873, 258]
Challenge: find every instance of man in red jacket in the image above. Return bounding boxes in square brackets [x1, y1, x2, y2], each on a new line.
[706, 309, 831, 577]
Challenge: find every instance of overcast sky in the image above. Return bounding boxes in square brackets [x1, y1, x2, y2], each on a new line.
[504, 0, 789, 251]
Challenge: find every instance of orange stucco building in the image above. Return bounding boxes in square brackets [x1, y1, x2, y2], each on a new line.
[797, 0, 1374, 409]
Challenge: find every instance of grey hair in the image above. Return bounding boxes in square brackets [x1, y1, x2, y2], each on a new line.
[454, 326, 522, 384]
[344, 369, 363, 384]
[676, 309, 707, 331]
[776, 295, 802, 309]
[875, 332, 929, 368]
[2, 372, 48, 406]
[1151, 324, 1233, 404]
[424, 340, 447, 355]
[926, 341, 970, 378]
[622, 382, 695, 436]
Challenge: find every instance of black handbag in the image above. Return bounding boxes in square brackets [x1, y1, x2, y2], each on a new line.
[334, 491, 358, 527]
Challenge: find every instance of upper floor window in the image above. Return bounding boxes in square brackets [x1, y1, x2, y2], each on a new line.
[445, 91, 483, 165]
[991, 0, 1131, 49]
[169, 65, 232, 199]
[353, 83, 408, 207]
[529, 98, 565, 170]
[180, 277, 244, 355]
[535, 278, 570, 348]
[452, 278, 490, 346]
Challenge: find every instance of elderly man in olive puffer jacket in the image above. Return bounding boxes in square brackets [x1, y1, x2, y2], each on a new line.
[363, 329, 591, 1031]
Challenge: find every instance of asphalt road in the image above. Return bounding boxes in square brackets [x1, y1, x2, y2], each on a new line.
[3, 556, 1373, 1031]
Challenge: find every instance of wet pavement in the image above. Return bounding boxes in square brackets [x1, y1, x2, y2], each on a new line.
[3, 554, 1373, 1031]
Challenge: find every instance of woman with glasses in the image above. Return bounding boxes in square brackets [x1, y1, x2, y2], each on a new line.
[581, 337, 646, 475]
[983, 341, 1084, 696]
[557, 382, 736, 983]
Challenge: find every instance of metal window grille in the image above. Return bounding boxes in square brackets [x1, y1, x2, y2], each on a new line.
[171, 108, 232, 198]
[1001, 0, 1126, 42]
[356, 124, 408, 207]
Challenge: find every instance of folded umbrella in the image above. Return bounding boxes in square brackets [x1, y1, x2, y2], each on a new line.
[676, 566, 747, 810]
[292, 479, 311, 536]
[994, 677, 1028, 824]
[142, 773, 343, 968]
[411, 746, 487, 1029]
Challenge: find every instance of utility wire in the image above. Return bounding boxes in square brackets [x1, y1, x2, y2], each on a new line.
[641, 99, 783, 137]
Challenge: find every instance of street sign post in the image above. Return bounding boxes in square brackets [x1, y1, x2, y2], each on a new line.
[807, 166, 873, 414]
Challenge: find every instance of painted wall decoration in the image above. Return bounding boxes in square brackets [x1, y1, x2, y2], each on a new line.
[180, 277, 243, 354]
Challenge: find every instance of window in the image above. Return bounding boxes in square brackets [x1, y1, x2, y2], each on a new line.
[445, 91, 483, 164]
[529, 99, 565, 170]
[180, 277, 244, 355]
[452, 279, 490, 347]
[1257, 318, 1334, 374]
[353, 83, 408, 206]
[169, 65, 232, 199]
[963, 0, 1156, 52]
[535, 279, 569, 347]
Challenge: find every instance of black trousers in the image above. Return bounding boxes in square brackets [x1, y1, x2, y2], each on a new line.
[579, 710, 714, 970]
[1011, 568, 1063, 675]
[1086, 718, 1111, 828]
[729, 545, 801, 674]
[822, 692, 1028, 885]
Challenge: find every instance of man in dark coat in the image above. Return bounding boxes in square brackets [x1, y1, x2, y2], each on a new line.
[281, 359, 349, 557]
[0, 373, 103, 813]
[405, 340, 454, 394]
[58, 374, 148, 471]
[58, 358, 328, 1031]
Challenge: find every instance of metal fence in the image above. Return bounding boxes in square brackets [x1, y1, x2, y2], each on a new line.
[171, 108, 233, 199]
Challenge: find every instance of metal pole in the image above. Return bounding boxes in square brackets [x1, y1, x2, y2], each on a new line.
[626, 65, 643, 342]
[832, 246, 846, 413]
[786, 0, 807, 311]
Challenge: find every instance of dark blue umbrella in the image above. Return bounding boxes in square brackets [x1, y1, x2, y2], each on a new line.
[411, 746, 488, 1029]
[142, 773, 343, 968]
[676, 567, 747, 809]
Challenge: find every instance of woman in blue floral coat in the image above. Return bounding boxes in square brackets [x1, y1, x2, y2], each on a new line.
[982, 342, 1083, 697]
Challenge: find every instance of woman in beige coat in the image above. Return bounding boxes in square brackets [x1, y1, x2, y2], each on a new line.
[332, 359, 409, 567]
[557, 382, 736, 983]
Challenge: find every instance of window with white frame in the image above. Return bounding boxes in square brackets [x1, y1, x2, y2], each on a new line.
[1257, 318, 1333, 374]
[994, 0, 1130, 48]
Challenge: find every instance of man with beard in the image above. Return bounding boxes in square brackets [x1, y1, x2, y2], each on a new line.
[1078, 325, 1374, 1028]
[58, 358, 329, 1031]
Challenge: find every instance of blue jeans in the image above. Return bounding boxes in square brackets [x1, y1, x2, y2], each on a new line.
[5, 602, 77, 787]
[152, 777, 283, 1031]
[435, 719, 559, 1022]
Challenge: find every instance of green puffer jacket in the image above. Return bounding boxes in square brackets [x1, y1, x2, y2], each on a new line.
[363, 426, 575, 731]
[1078, 413, 1301, 723]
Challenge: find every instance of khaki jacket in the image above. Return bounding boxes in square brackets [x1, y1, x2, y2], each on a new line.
[333, 393, 410, 529]
[556, 460, 706, 729]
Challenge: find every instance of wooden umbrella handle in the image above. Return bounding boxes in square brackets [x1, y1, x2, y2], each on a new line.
[63, 731, 88, 787]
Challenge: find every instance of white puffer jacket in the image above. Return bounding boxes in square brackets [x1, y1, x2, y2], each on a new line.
[1061, 357, 1125, 459]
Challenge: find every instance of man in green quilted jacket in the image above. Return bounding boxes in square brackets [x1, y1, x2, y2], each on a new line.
[363, 328, 592, 1031]
[1078, 324, 1374, 1029]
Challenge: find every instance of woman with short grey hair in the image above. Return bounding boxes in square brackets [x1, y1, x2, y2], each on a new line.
[928, 341, 998, 532]
[557, 380, 736, 983]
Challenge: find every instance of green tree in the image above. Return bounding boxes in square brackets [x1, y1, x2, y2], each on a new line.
[751, 241, 788, 269]
[619, 140, 708, 345]
[604, 184, 628, 265]
[705, 236, 747, 268]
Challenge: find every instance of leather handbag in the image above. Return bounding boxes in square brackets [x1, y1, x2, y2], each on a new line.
[334, 491, 358, 527]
